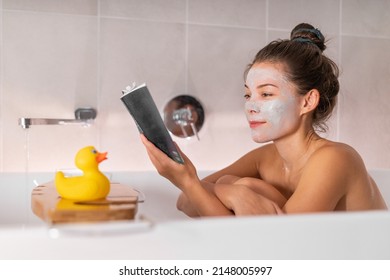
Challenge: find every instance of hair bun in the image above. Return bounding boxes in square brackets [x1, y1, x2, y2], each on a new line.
[290, 23, 326, 51]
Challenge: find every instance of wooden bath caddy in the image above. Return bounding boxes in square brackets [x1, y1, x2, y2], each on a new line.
[31, 181, 141, 224]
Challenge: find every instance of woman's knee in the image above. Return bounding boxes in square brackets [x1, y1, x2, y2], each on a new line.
[234, 177, 260, 186]
[215, 175, 241, 184]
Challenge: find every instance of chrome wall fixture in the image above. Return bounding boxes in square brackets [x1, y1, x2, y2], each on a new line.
[18, 107, 97, 129]
[163, 95, 204, 140]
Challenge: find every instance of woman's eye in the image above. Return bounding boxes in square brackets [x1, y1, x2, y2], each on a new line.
[243, 93, 251, 100]
[261, 92, 273, 97]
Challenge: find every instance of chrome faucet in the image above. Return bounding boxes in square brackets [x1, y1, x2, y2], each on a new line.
[163, 95, 205, 140]
[172, 107, 200, 140]
[18, 108, 97, 129]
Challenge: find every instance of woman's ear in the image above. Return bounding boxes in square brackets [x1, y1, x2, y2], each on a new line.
[300, 89, 320, 115]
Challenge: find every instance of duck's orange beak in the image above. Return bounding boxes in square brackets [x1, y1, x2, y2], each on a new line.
[96, 151, 108, 163]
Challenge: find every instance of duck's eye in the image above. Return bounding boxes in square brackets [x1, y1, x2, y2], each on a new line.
[92, 149, 97, 154]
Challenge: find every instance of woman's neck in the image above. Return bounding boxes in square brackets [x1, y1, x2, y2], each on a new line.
[273, 127, 324, 173]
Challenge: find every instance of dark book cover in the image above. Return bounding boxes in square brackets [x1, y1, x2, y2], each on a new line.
[121, 83, 184, 164]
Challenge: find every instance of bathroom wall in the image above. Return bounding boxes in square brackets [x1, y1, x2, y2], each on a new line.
[0, 0, 389, 172]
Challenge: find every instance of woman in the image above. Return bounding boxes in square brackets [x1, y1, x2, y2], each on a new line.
[141, 23, 387, 217]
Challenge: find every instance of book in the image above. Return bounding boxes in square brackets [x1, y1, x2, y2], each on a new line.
[121, 83, 184, 164]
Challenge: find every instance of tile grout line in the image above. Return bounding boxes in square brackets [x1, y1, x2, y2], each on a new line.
[337, 0, 343, 142]
[265, 0, 269, 42]
[0, 0, 3, 171]
[97, 0, 101, 149]
[185, 0, 189, 94]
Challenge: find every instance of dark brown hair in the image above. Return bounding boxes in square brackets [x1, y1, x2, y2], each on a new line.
[246, 23, 339, 132]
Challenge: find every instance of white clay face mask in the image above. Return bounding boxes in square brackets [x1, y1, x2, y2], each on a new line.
[245, 63, 301, 143]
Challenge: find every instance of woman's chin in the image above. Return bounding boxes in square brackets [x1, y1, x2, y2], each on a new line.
[251, 133, 272, 144]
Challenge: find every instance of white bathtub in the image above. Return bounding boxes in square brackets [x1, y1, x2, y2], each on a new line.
[0, 170, 389, 259]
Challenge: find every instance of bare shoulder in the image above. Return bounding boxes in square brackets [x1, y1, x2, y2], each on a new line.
[297, 140, 365, 191]
[312, 140, 358, 155]
[300, 140, 387, 211]
[301, 140, 369, 200]
[307, 141, 366, 174]
[285, 140, 374, 212]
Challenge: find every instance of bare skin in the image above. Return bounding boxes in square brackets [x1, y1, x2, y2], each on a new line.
[143, 132, 387, 217]
[141, 62, 387, 217]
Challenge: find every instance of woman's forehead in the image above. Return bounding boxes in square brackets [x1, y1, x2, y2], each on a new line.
[246, 62, 289, 86]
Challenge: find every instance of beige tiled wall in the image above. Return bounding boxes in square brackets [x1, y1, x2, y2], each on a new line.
[0, 0, 389, 172]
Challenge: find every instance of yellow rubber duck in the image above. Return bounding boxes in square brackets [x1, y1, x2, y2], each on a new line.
[55, 146, 110, 201]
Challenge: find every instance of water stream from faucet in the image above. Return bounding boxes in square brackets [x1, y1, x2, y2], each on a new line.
[21, 129, 31, 225]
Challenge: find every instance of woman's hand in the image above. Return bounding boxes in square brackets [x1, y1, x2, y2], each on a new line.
[140, 134, 233, 216]
[140, 134, 198, 190]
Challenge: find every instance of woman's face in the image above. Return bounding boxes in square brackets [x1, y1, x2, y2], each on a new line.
[244, 62, 302, 143]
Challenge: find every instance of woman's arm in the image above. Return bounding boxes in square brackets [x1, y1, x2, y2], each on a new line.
[214, 184, 285, 215]
[176, 180, 217, 217]
[209, 175, 287, 215]
[141, 134, 285, 216]
[176, 146, 272, 216]
[140, 134, 233, 216]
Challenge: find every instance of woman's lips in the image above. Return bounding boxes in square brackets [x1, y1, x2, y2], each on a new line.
[249, 120, 266, 128]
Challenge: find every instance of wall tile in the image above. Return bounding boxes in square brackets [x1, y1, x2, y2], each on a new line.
[342, 0, 390, 38]
[99, 18, 186, 171]
[100, 0, 186, 22]
[2, 11, 98, 171]
[3, 0, 98, 15]
[0, 6, 3, 170]
[1, 0, 390, 172]
[340, 36, 390, 168]
[268, 0, 340, 34]
[188, 0, 266, 28]
[186, 25, 265, 168]
[188, 25, 265, 113]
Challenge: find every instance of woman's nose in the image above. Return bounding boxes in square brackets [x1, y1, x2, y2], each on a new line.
[245, 101, 261, 114]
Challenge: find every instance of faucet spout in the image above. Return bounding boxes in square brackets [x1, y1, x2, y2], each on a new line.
[18, 108, 97, 129]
